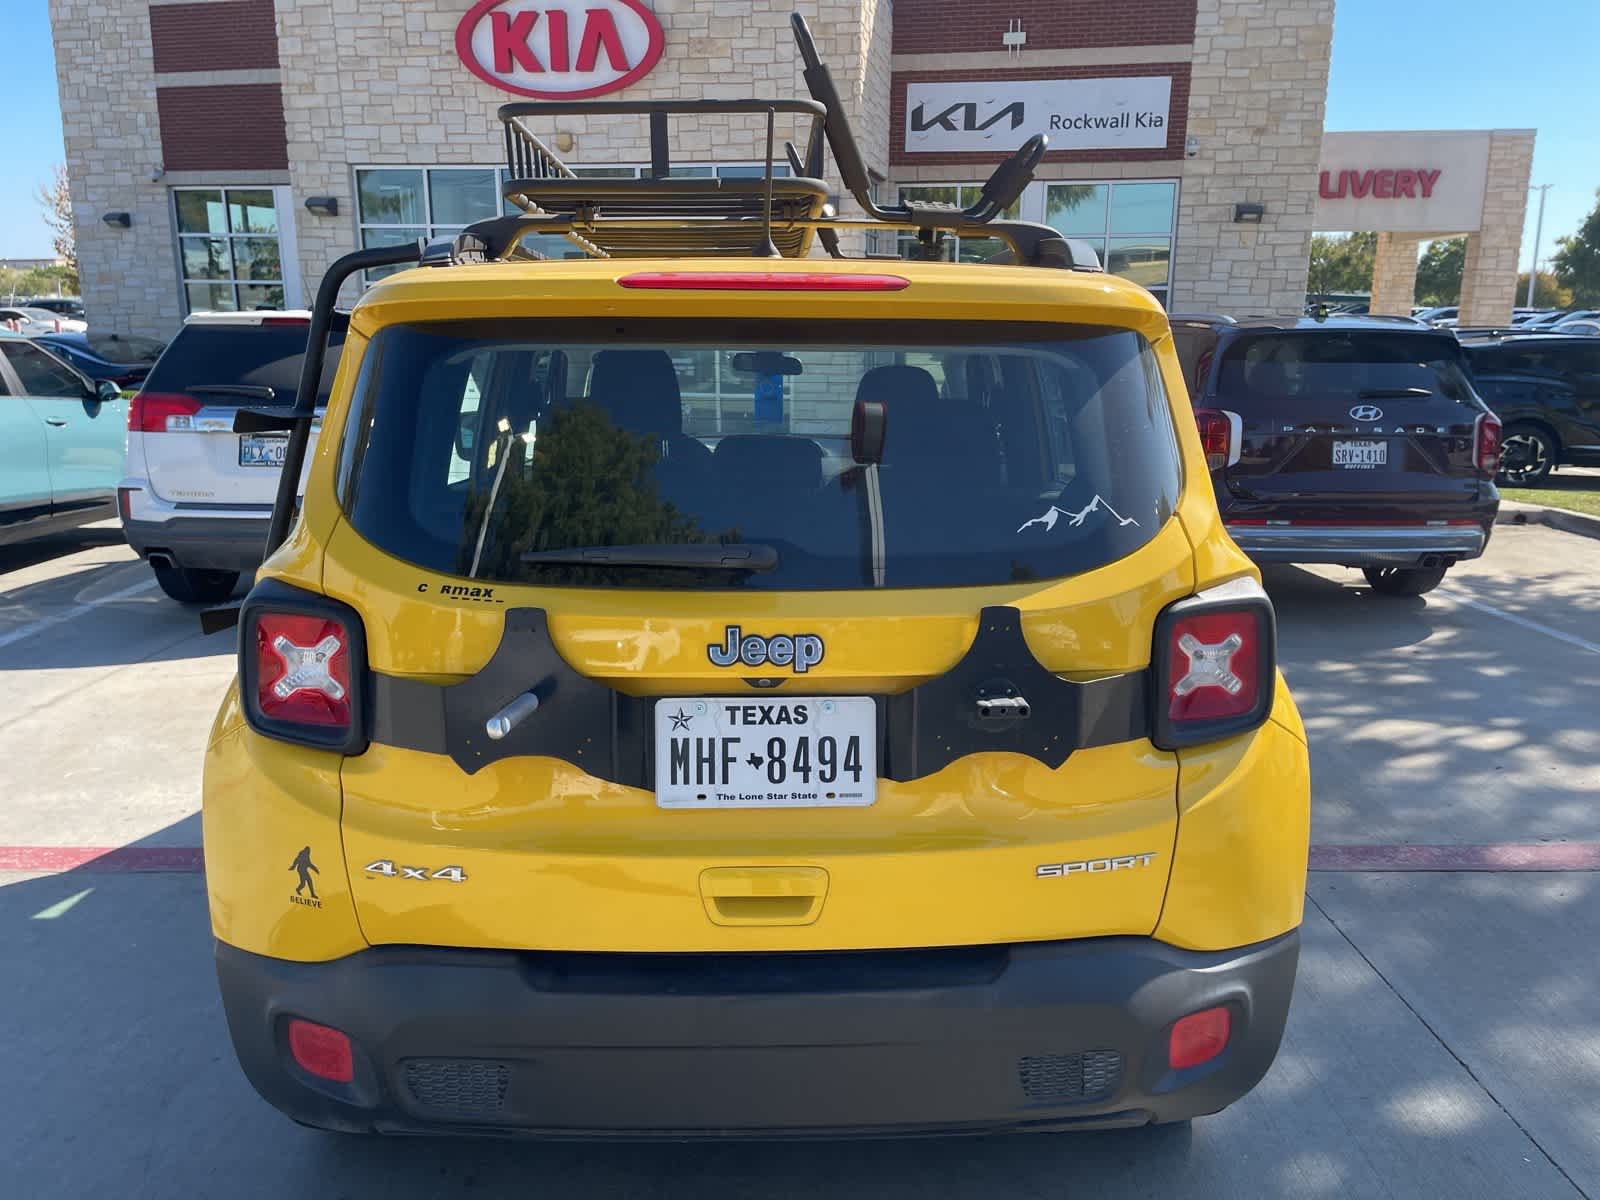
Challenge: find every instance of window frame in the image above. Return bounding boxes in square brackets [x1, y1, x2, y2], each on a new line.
[896, 178, 1180, 306]
[171, 185, 295, 316]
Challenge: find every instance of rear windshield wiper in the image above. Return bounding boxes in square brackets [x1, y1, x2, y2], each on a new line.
[519, 543, 779, 572]
[1357, 387, 1432, 399]
[186, 383, 279, 402]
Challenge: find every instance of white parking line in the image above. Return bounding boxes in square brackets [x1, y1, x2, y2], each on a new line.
[0, 577, 158, 653]
[1434, 587, 1600, 656]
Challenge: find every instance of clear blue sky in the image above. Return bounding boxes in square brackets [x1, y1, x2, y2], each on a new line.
[4, 0, 1598, 268]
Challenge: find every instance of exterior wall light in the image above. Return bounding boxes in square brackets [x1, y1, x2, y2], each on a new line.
[1233, 203, 1265, 224]
[304, 196, 340, 217]
[102, 211, 132, 228]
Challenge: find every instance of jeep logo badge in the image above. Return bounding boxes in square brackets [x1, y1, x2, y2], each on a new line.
[455, 0, 665, 100]
[708, 626, 824, 673]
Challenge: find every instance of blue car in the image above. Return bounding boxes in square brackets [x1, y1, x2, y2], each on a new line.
[0, 331, 127, 546]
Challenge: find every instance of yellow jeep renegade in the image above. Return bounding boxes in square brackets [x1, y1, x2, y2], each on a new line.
[202, 15, 1309, 1137]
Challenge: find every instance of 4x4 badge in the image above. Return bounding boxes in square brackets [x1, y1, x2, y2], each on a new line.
[708, 626, 824, 673]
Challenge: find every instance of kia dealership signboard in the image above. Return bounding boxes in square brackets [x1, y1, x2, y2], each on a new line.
[1314, 131, 1491, 233]
[903, 77, 1173, 154]
[456, 0, 665, 99]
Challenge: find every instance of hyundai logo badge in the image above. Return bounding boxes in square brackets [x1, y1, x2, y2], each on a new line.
[1349, 404, 1384, 422]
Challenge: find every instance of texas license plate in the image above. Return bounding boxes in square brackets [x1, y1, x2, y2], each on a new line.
[238, 434, 288, 467]
[654, 697, 876, 809]
[1333, 440, 1387, 467]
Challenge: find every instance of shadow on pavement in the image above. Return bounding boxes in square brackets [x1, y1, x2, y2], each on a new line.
[0, 560, 233, 671]
[0, 819, 1577, 1200]
[1262, 561, 1600, 846]
[0, 525, 127, 577]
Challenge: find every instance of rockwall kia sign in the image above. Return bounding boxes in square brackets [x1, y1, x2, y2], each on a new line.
[456, 0, 664, 99]
[904, 77, 1172, 153]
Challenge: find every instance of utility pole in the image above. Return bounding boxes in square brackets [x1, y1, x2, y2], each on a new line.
[1526, 184, 1552, 308]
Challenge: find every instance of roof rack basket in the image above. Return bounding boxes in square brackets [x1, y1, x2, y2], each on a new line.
[428, 13, 1101, 272]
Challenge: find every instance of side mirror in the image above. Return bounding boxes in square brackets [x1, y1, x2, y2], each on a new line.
[96, 379, 122, 404]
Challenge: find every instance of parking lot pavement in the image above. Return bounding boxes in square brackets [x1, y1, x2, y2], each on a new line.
[1, 523, 1597, 1197]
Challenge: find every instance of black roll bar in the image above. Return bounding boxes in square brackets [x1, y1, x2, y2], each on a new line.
[262, 242, 422, 558]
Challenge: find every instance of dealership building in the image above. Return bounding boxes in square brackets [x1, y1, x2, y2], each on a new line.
[50, 0, 1532, 338]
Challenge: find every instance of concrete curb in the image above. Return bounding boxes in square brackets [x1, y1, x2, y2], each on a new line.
[1495, 498, 1600, 542]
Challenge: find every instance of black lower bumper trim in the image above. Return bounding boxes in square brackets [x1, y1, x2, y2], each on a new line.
[216, 929, 1299, 1138]
[123, 515, 268, 572]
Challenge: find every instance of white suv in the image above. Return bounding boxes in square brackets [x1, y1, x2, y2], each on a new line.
[119, 311, 345, 603]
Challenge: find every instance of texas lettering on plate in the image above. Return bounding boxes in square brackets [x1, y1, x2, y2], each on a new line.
[654, 697, 876, 809]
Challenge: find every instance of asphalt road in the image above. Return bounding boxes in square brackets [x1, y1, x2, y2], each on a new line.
[2, 520, 1597, 1199]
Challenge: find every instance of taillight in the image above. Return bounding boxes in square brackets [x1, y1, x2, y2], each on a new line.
[260, 316, 311, 326]
[129, 391, 202, 433]
[1169, 1006, 1232, 1070]
[239, 582, 367, 753]
[256, 613, 351, 727]
[287, 1019, 354, 1083]
[1474, 412, 1502, 477]
[116, 486, 136, 521]
[1192, 408, 1241, 472]
[1152, 576, 1275, 749]
[618, 271, 910, 291]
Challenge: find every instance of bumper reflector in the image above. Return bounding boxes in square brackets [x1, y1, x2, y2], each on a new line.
[1169, 1006, 1231, 1070]
[287, 1018, 354, 1083]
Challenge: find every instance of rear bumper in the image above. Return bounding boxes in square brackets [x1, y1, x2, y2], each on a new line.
[1226, 522, 1489, 567]
[122, 514, 269, 572]
[216, 929, 1299, 1138]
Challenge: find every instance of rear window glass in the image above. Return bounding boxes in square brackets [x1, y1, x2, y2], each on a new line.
[79, 333, 166, 363]
[339, 319, 1181, 591]
[1219, 331, 1474, 405]
[142, 320, 346, 407]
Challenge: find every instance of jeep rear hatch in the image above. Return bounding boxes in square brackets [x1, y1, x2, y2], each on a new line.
[320, 313, 1209, 952]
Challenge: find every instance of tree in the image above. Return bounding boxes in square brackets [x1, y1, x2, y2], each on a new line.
[1306, 232, 1376, 297]
[1512, 272, 1572, 309]
[1551, 188, 1600, 307]
[1414, 237, 1465, 305]
[36, 163, 77, 278]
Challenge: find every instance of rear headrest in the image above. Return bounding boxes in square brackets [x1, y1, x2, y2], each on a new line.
[587, 349, 683, 437]
[713, 435, 823, 491]
[1248, 360, 1288, 394]
[855, 364, 939, 409]
[857, 364, 999, 480]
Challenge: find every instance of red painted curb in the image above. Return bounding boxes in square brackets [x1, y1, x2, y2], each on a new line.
[3, 844, 1599, 875]
[0, 847, 205, 873]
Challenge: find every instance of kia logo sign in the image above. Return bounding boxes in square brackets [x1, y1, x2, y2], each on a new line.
[455, 0, 664, 99]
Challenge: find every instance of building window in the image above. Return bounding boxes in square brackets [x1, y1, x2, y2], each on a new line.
[1045, 181, 1177, 307]
[174, 188, 285, 313]
[895, 185, 1021, 263]
[357, 164, 793, 272]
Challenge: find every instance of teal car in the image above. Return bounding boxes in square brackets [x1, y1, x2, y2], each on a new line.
[0, 332, 127, 546]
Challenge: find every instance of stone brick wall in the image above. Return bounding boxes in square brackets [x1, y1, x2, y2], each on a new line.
[1458, 130, 1534, 326]
[49, 0, 182, 338]
[276, 0, 894, 304]
[891, 0, 1198, 53]
[1369, 232, 1420, 317]
[1170, 0, 1334, 315]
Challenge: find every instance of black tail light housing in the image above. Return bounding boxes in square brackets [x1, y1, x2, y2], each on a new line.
[1151, 576, 1276, 750]
[239, 579, 368, 754]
